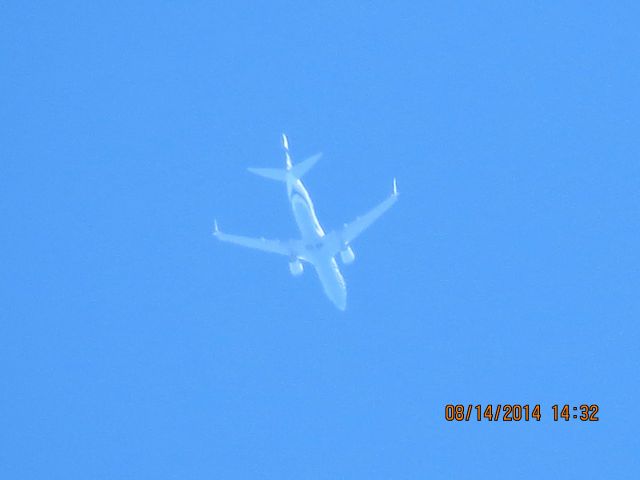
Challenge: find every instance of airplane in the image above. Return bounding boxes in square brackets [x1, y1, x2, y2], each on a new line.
[213, 134, 398, 310]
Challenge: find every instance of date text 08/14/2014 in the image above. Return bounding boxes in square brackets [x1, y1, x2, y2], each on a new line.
[444, 404, 599, 422]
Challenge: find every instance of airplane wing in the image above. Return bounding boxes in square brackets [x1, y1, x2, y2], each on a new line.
[323, 179, 399, 254]
[340, 178, 399, 244]
[213, 221, 299, 257]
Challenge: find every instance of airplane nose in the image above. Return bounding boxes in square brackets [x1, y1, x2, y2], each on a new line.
[319, 259, 348, 311]
[326, 283, 347, 311]
[334, 292, 347, 311]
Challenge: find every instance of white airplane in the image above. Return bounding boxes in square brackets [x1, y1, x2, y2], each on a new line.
[213, 134, 398, 310]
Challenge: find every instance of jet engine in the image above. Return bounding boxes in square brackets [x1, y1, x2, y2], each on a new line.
[340, 245, 355, 265]
[289, 258, 304, 276]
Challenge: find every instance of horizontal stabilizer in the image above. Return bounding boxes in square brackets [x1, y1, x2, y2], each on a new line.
[247, 153, 321, 182]
[292, 153, 321, 179]
[246, 167, 289, 182]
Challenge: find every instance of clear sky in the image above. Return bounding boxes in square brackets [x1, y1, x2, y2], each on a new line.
[2, 1, 639, 478]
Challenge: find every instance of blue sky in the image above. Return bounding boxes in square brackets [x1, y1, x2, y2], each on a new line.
[2, 1, 639, 478]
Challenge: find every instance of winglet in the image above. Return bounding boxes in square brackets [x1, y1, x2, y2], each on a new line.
[213, 219, 220, 237]
[392, 178, 398, 196]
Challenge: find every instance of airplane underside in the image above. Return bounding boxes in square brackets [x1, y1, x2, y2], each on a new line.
[213, 134, 398, 310]
[313, 257, 347, 311]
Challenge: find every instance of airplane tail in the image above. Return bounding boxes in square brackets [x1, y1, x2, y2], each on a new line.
[246, 166, 289, 182]
[247, 134, 321, 182]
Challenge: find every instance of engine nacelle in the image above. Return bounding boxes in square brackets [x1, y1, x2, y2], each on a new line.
[289, 258, 304, 276]
[340, 245, 355, 265]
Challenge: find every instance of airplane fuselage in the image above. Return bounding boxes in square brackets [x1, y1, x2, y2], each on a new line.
[288, 178, 347, 310]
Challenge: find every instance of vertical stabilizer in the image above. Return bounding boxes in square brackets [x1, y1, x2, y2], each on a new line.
[283, 133, 293, 170]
